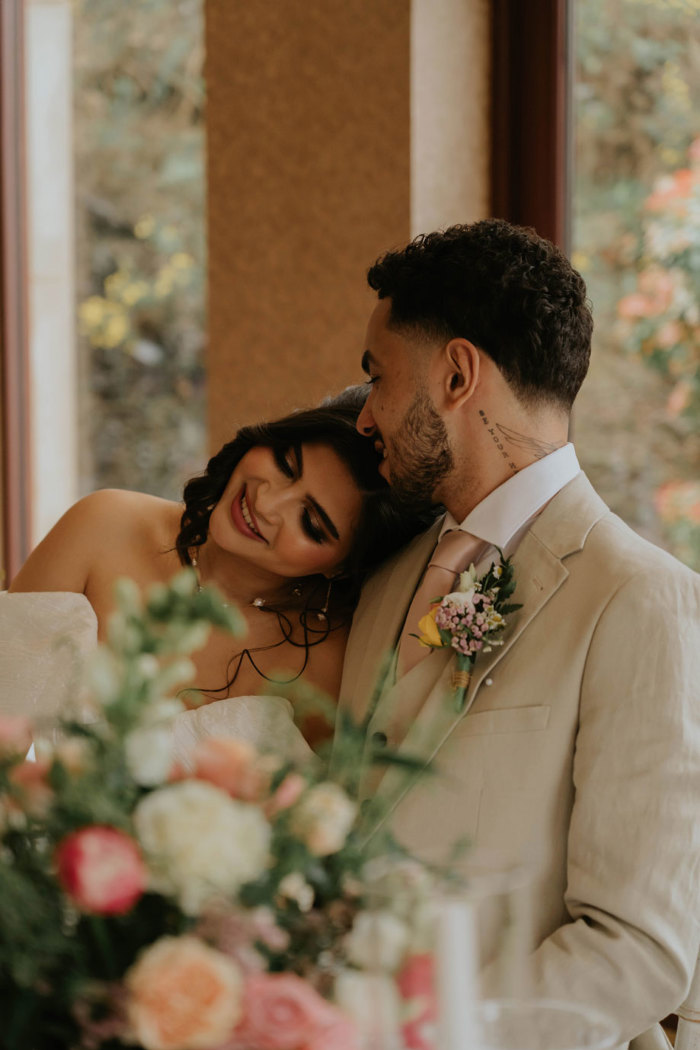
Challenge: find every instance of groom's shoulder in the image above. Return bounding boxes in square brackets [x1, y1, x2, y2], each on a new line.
[537, 472, 699, 589]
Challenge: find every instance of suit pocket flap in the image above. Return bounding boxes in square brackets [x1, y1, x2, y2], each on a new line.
[460, 704, 551, 736]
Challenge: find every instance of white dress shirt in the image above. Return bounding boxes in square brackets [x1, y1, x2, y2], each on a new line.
[440, 443, 581, 571]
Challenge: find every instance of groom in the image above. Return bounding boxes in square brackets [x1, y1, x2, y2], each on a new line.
[337, 220, 700, 1048]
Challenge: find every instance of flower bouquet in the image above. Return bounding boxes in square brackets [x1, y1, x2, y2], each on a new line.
[0, 573, 430, 1050]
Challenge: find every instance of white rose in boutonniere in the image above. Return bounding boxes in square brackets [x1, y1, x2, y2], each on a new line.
[414, 550, 522, 711]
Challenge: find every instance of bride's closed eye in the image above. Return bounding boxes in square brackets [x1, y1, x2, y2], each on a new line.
[301, 508, 326, 545]
[273, 445, 300, 480]
[273, 445, 328, 545]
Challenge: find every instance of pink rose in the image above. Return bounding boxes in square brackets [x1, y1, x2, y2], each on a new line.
[232, 973, 333, 1050]
[402, 1015, 437, 1050]
[0, 715, 32, 758]
[303, 1006, 359, 1050]
[397, 953, 435, 1001]
[192, 737, 268, 802]
[126, 936, 243, 1050]
[398, 954, 437, 1050]
[55, 825, 147, 915]
[265, 772, 306, 817]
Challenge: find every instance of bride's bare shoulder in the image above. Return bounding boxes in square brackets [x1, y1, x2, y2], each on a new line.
[9, 489, 180, 594]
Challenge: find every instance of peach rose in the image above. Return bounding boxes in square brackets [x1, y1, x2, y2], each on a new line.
[192, 737, 268, 802]
[8, 758, 53, 817]
[0, 716, 32, 758]
[617, 292, 655, 321]
[55, 825, 147, 915]
[232, 973, 333, 1050]
[637, 267, 676, 312]
[125, 936, 243, 1050]
[645, 169, 695, 211]
[290, 783, 356, 856]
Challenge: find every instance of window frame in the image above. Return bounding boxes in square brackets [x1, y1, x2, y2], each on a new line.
[0, 0, 31, 582]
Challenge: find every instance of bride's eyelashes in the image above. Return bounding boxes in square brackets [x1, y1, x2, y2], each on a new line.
[301, 508, 326, 545]
[271, 445, 327, 545]
[273, 444, 301, 480]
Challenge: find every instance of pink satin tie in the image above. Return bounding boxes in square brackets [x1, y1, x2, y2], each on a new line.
[396, 529, 486, 678]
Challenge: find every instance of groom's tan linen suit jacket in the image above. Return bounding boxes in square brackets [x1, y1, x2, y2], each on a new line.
[338, 473, 700, 1049]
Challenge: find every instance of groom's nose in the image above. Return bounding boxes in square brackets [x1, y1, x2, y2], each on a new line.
[356, 400, 376, 436]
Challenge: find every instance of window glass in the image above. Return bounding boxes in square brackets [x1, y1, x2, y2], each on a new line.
[572, 0, 700, 570]
[74, 0, 206, 498]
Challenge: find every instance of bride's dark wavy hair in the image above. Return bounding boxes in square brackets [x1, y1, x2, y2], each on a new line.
[175, 386, 434, 691]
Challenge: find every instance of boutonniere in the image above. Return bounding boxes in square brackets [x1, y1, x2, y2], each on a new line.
[413, 551, 522, 711]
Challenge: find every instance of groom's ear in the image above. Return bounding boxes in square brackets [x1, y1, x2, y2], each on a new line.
[441, 338, 480, 408]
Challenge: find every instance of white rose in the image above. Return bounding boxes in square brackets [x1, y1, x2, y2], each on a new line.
[345, 910, 408, 971]
[291, 783, 357, 856]
[125, 725, 174, 787]
[334, 969, 401, 1044]
[134, 781, 270, 914]
[277, 872, 315, 912]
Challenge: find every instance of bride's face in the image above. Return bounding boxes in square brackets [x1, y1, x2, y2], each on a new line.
[207, 442, 364, 579]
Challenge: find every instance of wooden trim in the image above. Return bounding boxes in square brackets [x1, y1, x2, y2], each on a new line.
[0, 0, 31, 582]
[490, 0, 571, 251]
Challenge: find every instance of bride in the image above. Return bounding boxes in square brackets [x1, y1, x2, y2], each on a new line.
[4, 387, 427, 760]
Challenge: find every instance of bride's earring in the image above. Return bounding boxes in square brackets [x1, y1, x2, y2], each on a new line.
[317, 577, 333, 621]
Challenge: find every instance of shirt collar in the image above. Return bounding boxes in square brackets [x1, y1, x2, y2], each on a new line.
[440, 443, 580, 549]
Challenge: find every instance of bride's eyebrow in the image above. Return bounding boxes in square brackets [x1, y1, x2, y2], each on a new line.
[296, 446, 340, 540]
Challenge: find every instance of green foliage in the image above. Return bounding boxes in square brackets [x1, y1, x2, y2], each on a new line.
[573, 0, 700, 568]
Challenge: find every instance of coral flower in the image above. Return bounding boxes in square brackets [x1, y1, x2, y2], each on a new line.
[55, 825, 147, 915]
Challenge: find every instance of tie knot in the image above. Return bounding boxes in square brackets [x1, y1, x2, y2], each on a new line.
[428, 529, 483, 577]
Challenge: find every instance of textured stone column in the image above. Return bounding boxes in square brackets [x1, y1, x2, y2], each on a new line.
[205, 1, 411, 448]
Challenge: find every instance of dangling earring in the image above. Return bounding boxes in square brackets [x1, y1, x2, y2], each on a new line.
[317, 577, 333, 621]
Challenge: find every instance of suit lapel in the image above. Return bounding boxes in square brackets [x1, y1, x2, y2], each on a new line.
[342, 520, 442, 724]
[361, 473, 610, 825]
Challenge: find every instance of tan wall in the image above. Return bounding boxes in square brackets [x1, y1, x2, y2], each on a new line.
[205, 0, 491, 452]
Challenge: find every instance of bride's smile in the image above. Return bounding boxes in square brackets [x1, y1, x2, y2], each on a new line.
[207, 443, 363, 582]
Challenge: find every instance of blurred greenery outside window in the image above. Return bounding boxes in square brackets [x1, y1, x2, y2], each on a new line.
[75, 0, 206, 500]
[573, 0, 700, 570]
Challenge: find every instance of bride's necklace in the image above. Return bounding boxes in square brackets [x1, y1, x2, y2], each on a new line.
[189, 550, 302, 611]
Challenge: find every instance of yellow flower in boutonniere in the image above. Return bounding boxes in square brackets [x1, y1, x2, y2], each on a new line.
[417, 606, 443, 648]
[410, 550, 522, 712]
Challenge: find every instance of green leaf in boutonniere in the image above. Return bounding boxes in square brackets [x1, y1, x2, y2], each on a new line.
[412, 549, 522, 712]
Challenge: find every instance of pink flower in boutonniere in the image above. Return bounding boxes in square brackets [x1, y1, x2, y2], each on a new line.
[414, 551, 521, 711]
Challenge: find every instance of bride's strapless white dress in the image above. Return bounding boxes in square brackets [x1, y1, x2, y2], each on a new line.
[0, 591, 313, 767]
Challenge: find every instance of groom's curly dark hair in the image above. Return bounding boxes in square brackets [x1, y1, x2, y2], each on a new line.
[367, 218, 593, 410]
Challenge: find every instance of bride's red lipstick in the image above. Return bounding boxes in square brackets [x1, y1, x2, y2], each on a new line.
[230, 485, 266, 542]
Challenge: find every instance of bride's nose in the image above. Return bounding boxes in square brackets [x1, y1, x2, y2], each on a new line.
[252, 478, 291, 524]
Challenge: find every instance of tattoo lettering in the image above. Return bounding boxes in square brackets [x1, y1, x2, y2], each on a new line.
[495, 423, 563, 461]
[478, 410, 518, 473]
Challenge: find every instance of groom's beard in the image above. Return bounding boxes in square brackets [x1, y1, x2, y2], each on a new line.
[385, 390, 454, 511]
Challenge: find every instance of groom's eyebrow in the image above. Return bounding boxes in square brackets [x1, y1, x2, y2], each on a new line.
[361, 350, 374, 374]
[297, 445, 340, 540]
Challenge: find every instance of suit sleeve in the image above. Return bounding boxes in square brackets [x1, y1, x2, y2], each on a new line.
[528, 567, 700, 1041]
